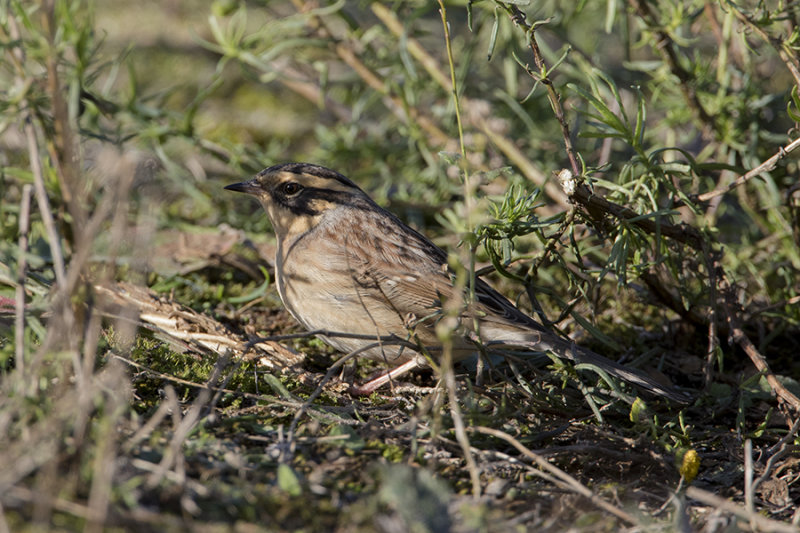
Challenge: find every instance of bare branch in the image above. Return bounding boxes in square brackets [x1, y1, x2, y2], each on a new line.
[697, 137, 800, 203]
[558, 169, 707, 250]
[627, 0, 716, 135]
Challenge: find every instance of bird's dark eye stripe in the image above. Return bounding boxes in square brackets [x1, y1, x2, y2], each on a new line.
[273, 186, 379, 218]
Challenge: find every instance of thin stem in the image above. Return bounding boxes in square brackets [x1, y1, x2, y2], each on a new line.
[438, 0, 467, 163]
[442, 338, 482, 499]
[372, 3, 568, 210]
[438, 1, 481, 367]
[15, 185, 33, 373]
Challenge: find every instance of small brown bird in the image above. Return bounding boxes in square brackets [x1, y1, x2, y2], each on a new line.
[226, 163, 683, 400]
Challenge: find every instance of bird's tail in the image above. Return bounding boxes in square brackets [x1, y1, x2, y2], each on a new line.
[478, 325, 689, 403]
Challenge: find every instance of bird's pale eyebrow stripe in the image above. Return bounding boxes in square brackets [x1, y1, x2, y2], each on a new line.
[268, 162, 359, 189]
[295, 174, 358, 193]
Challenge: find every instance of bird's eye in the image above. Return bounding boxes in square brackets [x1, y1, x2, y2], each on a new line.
[280, 182, 303, 196]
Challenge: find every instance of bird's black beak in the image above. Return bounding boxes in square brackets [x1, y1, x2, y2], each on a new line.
[224, 179, 259, 195]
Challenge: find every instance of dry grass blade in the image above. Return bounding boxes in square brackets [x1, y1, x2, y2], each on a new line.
[85, 361, 131, 533]
[13, 185, 32, 373]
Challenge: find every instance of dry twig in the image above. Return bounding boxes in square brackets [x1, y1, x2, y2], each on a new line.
[95, 282, 303, 369]
[686, 486, 800, 533]
[716, 265, 800, 411]
[696, 137, 800, 203]
[472, 425, 643, 526]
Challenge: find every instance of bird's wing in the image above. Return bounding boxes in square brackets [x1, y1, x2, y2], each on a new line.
[346, 248, 544, 340]
[340, 212, 547, 336]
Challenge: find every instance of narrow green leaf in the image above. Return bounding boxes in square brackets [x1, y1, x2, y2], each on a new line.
[634, 86, 646, 149]
[487, 8, 499, 61]
[789, 86, 800, 122]
[605, 0, 617, 34]
[277, 464, 302, 496]
[227, 266, 270, 304]
[568, 83, 627, 134]
[262, 374, 295, 400]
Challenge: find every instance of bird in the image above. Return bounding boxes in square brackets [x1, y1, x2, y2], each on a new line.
[225, 162, 685, 401]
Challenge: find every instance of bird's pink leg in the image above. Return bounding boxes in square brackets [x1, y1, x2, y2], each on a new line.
[348, 359, 421, 396]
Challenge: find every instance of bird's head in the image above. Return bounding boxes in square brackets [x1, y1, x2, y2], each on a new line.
[225, 162, 370, 240]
